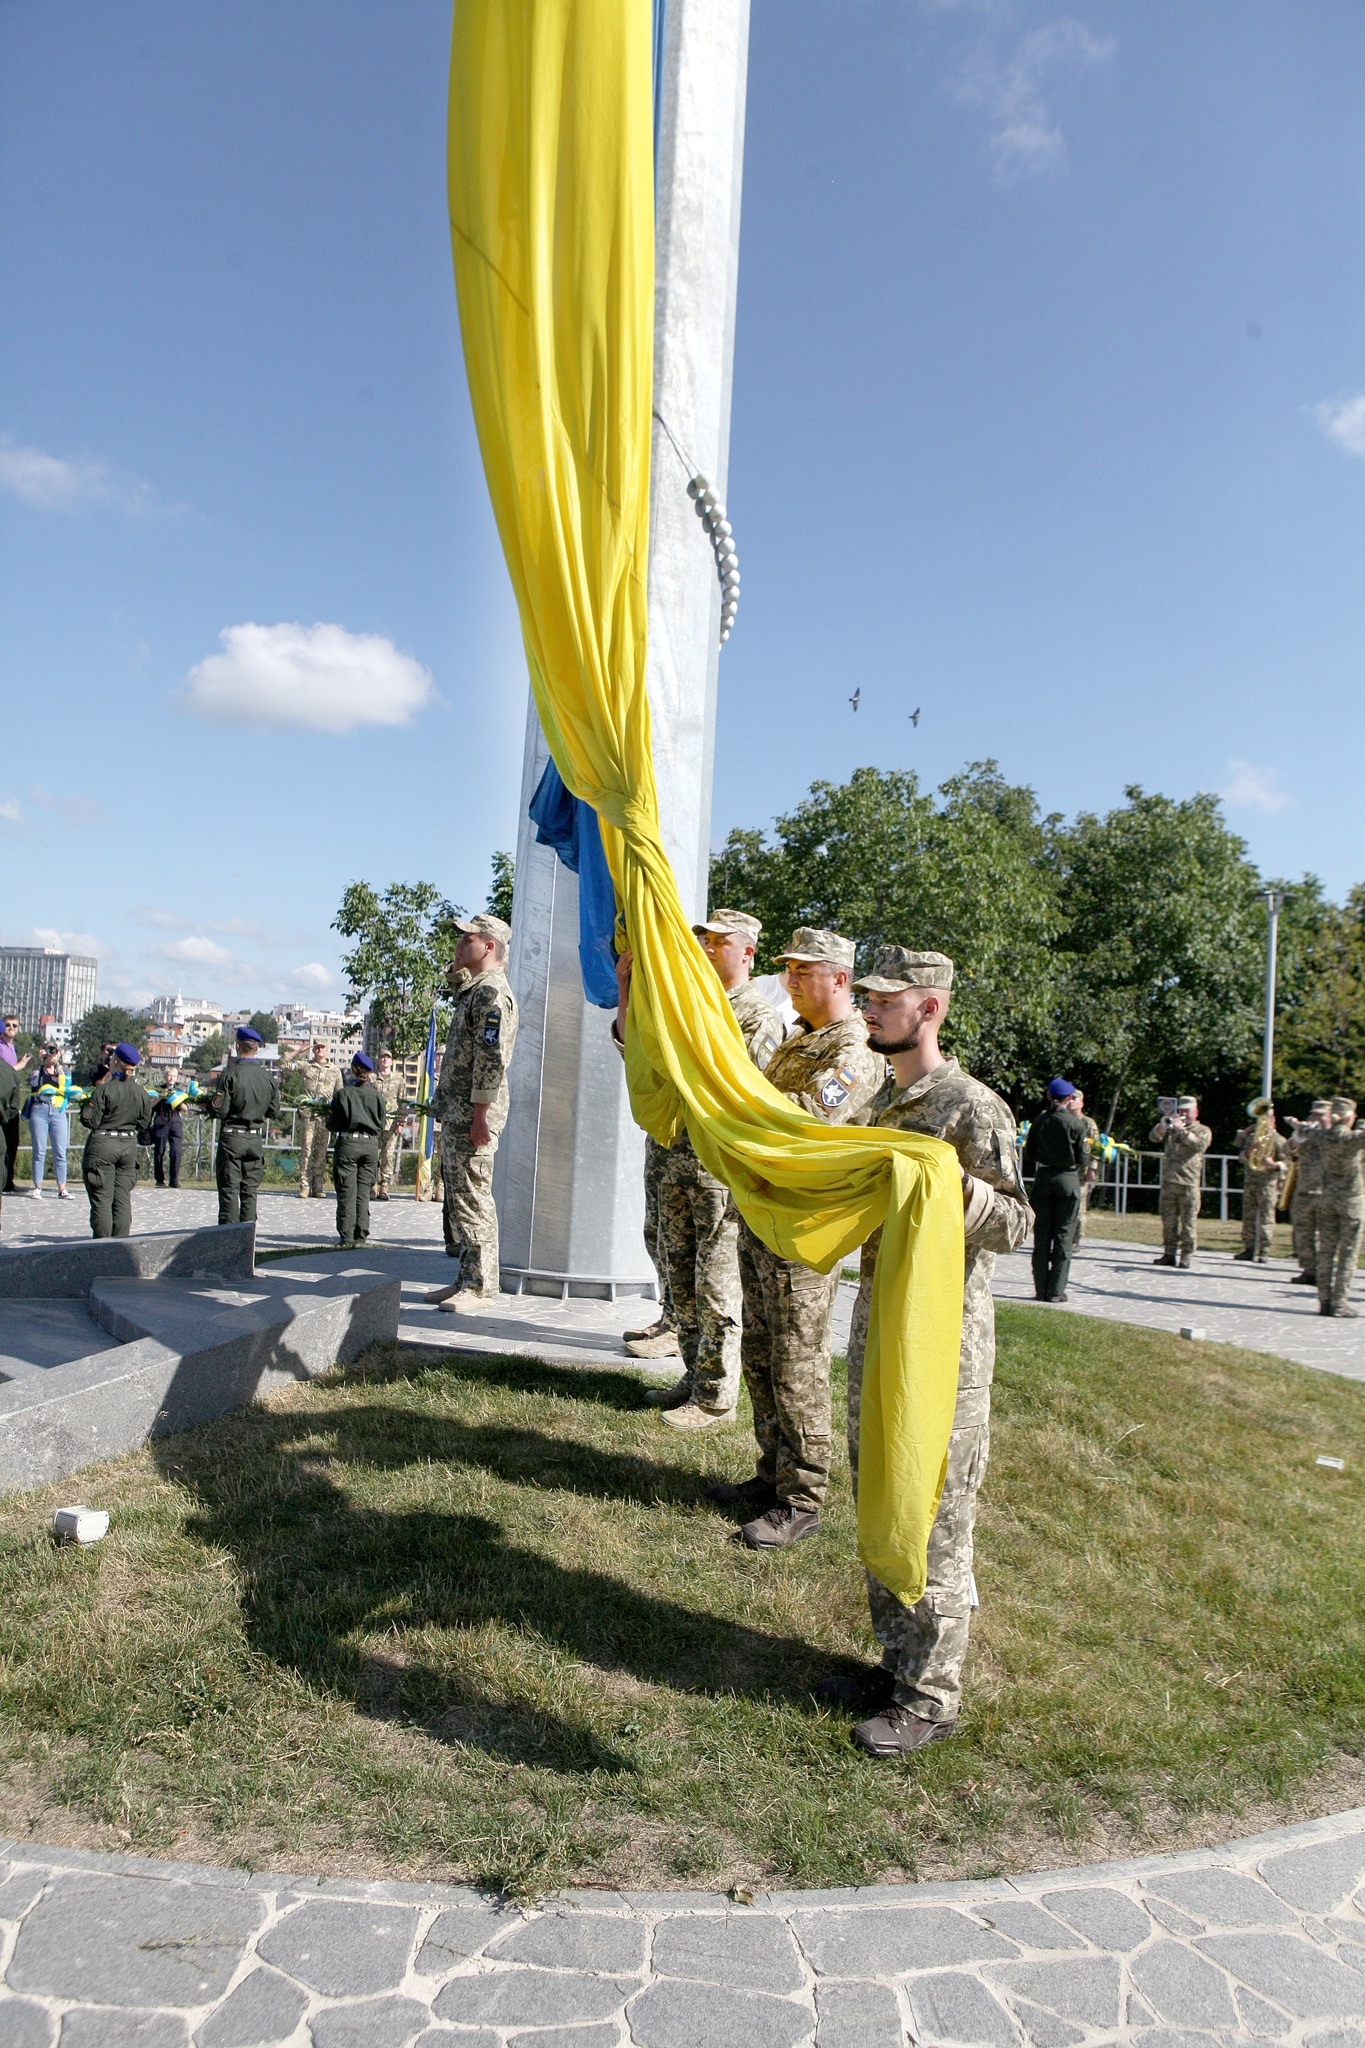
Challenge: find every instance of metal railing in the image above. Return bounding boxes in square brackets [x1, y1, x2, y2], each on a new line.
[1019, 1147, 1248, 1220]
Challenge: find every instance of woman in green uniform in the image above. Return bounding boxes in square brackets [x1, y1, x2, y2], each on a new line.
[79, 1042, 153, 1237]
[329, 1052, 384, 1249]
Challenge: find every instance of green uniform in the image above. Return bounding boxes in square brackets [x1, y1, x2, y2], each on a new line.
[433, 965, 518, 1295]
[1075, 1112, 1100, 1239]
[1150, 1115, 1213, 1259]
[328, 1077, 385, 1246]
[1319, 1122, 1365, 1314]
[1023, 1103, 1089, 1300]
[79, 1074, 154, 1238]
[0, 1059, 21, 1234]
[373, 1070, 404, 1195]
[208, 1058, 281, 1226]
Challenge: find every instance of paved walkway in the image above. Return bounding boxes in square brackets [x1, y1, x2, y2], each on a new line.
[1, 1809, 1363, 2045]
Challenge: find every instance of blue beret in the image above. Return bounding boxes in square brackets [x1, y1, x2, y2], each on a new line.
[1047, 1077, 1076, 1100]
[114, 1041, 140, 1066]
[235, 1026, 263, 1045]
[352, 1051, 375, 1072]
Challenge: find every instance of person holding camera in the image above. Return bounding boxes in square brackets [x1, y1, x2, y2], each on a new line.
[1150, 1095, 1212, 1268]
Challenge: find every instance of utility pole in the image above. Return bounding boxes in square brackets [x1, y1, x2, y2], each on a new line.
[1260, 889, 1285, 1101]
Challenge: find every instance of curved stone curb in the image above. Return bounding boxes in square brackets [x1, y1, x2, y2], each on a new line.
[1, 1808, 1363, 2044]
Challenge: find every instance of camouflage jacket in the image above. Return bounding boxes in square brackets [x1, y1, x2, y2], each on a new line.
[856, 1057, 1028, 1392]
[1321, 1123, 1365, 1210]
[1149, 1118, 1212, 1190]
[666, 980, 782, 1166]
[763, 1009, 884, 1125]
[296, 1059, 343, 1106]
[434, 966, 518, 1135]
[374, 1070, 404, 1130]
[1292, 1125, 1327, 1196]
[1234, 1124, 1289, 1181]
[1079, 1113, 1100, 1170]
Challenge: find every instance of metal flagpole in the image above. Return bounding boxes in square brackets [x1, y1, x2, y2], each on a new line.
[1260, 889, 1285, 1101]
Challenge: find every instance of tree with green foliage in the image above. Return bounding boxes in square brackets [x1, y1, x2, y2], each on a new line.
[333, 880, 465, 1059]
[247, 1011, 279, 1044]
[710, 763, 1062, 1096]
[72, 1005, 149, 1082]
[1047, 789, 1265, 1134]
[1275, 882, 1365, 1100]
[487, 851, 515, 924]
[189, 1032, 227, 1072]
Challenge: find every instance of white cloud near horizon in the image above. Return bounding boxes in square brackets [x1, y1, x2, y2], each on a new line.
[152, 935, 238, 970]
[180, 621, 435, 734]
[1221, 760, 1291, 814]
[954, 17, 1114, 181]
[29, 925, 106, 958]
[292, 962, 335, 991]
[0, 436, 165, 516]
[1314, 394, 1365, 458]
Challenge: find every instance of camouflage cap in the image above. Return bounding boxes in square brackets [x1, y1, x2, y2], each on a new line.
[692, 908, 761, 942]
[1177, 1096, 1198, 1111]
[1311, 1098, 1332, 1112]
[1331, 1096, 1358, 1116]
[454, 913, 512, 947]
[775, 926, 856, 971]
[854, 946, 955, 994]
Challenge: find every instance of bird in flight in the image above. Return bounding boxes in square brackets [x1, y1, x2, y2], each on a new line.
[849, 688, 860, 712]
[909, 706, 921, 726]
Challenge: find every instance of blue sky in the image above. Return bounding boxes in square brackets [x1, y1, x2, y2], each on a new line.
[2, 1, 1362, 1014]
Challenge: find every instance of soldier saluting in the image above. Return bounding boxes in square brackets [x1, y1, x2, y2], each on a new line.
[427, 913, 518, 1311]
[79, 1041, 154, 1238]
[205, 1026, 281, 1227]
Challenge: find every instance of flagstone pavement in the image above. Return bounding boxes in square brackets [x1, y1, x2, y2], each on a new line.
[1, 1809, 1363, 2046]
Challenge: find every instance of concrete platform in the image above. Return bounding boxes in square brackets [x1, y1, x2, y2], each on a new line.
[0, 1227, 401, 1498]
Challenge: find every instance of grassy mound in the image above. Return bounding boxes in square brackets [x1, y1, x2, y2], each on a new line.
[1, 1307, 1360, 1895]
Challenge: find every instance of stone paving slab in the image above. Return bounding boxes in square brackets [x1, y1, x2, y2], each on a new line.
[2, 1809, 1362, 2044]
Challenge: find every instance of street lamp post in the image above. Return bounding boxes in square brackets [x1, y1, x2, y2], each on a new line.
[1259, 889, 1286, 1101]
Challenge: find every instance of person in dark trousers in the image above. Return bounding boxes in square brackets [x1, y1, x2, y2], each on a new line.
[1023, 1079, 1090, 1302]
[78, 1043, 154, 1237]
[0, 1053, 21, 1232]
[328, 1051, 385, 1248]
[0, 1012, 23, 1193]
[206, 1028, 281, 1226]
[150, 1065, 191, 1188]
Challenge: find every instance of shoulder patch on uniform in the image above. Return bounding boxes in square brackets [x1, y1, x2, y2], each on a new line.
[481, 1015, 501, 1047]
[820, 1067, 855, 1109]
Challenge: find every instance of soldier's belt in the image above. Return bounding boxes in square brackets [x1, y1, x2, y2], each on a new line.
[222, 1124, 266, 1136]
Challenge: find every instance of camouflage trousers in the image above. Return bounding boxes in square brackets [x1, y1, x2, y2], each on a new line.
[847, 1282, 989, 1724]
[737, 1220, 838, 1510]
[375, 1127, 402, 1194]
[441, 1134, 501, 1298]
[298, 1111, 330, 1198]
[1159, 1183, 1200, 1257]
[643, 1135, 675, 1328]
[657, 1144, 741, 1411]
[1241, 1171, 1279, 1257]
[1076, 1176, 1096, 1242]
[1292, 1187, 1321, 1276]
[1318, 1201, 1363, 1314]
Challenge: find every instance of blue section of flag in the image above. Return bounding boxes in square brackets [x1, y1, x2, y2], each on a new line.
[528, 760, 620, 1009]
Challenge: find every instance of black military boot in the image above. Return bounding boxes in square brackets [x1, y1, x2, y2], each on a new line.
[852, 1704, 957, 1757]
[816, 1665, 896, 1713]
[1153, 1253, 1176, 1267]
[706, 1474, 777, 1511]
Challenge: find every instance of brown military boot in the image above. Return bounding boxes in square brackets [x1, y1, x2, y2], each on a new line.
[645, 1373, 694, 1409]
[626, 1330, 683, 1360]
[659, 1400, 737, 1432]
[741, 1503, 820, 1549]
[852, 1704, 957, 1757]
[624, 1313, 671, 1343]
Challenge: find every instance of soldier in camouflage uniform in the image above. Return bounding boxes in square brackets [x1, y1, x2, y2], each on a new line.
[649, 911, 781, 1431]
[1149, 1097, 1212, 1268]
[1233, 1098, 1290, 1262]
[1073, 1089, 1100, 1241]
[815, 947, 1029, 1758]
[372, 1050, 404, 1200]
[428, 914, 518, 1310]
[1288, 1100, 1331, 1284]
[621, 1134, 680, 1361]
[711, 928, 883, 1550]
[1317, 1097, 1365, 1318]
[295, 1040, 343, 1198]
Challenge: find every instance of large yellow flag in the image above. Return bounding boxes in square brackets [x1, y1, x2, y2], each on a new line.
[448, 0, 964, 1601]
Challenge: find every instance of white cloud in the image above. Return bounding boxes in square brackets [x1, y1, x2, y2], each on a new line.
[30, 926, 105, 957]
[1314, 394, 1365, 458]
[0, 437, 163, 516]
[954, 18, 1114, 181]
[153, 935, 237, 970]
[1220, 760, 1291, 815]
[0, 798, 21, 826]
[293, 962, 335, 991]
[179, 621, 434, 734]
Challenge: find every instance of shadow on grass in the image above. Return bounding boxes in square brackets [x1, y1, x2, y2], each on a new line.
[152, 1396, 825, 1777]
[347, 1344, 656, 1416]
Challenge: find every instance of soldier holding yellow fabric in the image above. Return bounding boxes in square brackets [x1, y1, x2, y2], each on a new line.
[709, 928, 882, 1550]
[817, 947, 1029, 1757]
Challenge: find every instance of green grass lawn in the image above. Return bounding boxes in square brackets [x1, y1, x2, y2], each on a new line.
[1, 1309, 1361, 1897]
